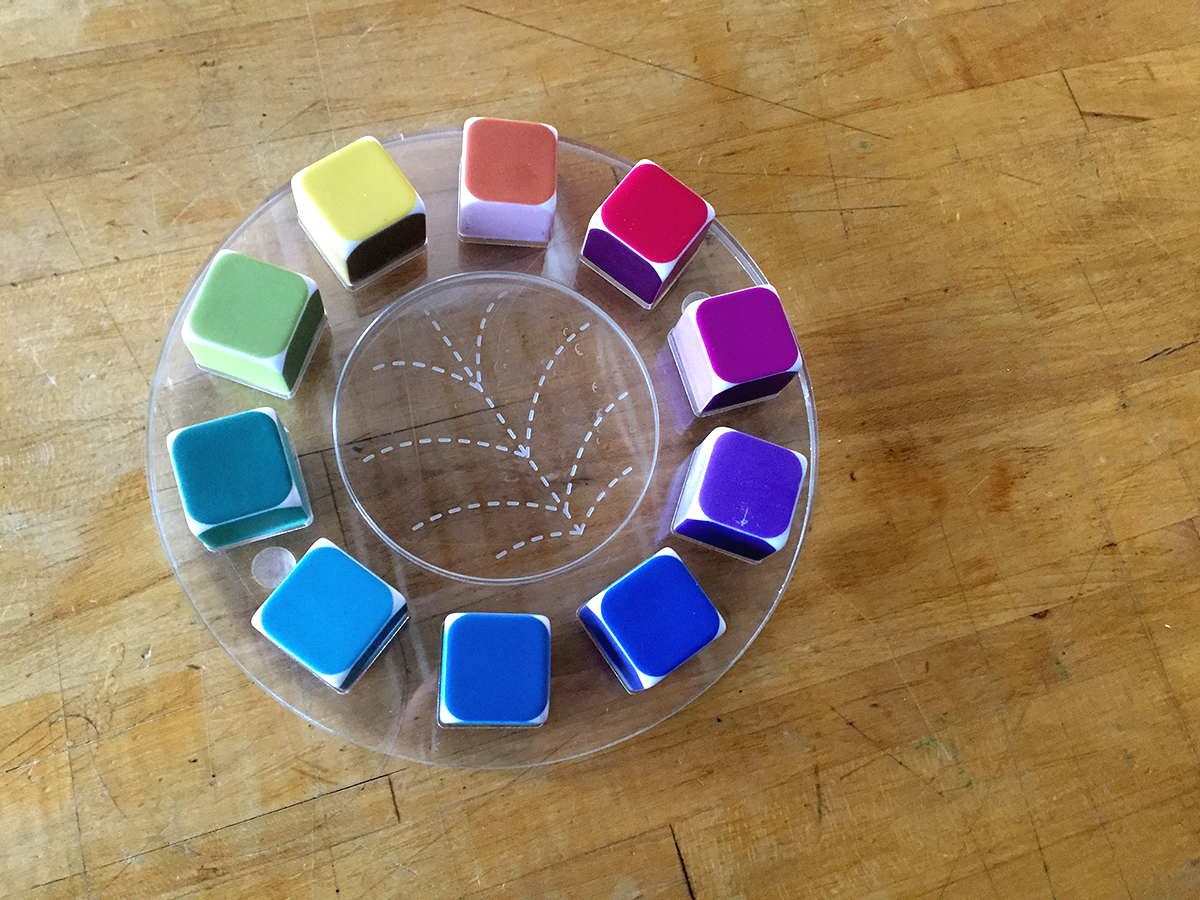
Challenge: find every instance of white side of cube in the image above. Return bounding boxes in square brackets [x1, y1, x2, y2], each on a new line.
[438, 612, 468, 725]
[528, 614, 552, 725]
[668, 301, 735, 415]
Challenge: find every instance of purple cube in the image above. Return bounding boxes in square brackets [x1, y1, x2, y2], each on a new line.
[671, 427, 807, 562]
[668, 285, 802, 416]
[580, 160, 714, 309]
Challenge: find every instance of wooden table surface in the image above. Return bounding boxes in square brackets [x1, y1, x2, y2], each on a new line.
[5, 1, 1200, 897]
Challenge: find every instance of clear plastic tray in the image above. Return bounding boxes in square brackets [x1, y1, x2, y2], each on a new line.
[146, 129, 818, 768]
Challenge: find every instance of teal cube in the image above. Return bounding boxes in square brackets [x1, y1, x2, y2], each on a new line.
[167, 408, 312, 550]
[182, 250, 326, 398]
[253, 539, 409, 692]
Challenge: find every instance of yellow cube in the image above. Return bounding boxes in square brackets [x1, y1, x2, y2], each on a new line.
[291, 137, 426, 287]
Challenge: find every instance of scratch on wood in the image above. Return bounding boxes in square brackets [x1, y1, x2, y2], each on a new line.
[670, 824, 696, 900]
[388, 774, 402, 826]
[1141, 340, 1196, 363]
[814, 763, 823, 825]
[831, 705, 945, 798]
[458, 4, 890, 140]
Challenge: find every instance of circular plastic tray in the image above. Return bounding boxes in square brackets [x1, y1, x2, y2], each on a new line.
[147, 129, 818, 767]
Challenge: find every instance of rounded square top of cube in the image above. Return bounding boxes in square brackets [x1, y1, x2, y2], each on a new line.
[167, 408, 312, 550]
[439, 612, 551, 727]
[293, 137, 420, 243]
[462, 117, 558, 205]
[698, 286, 799, 383]
[600, 161, 712, 264]
[187, 251, 314, 358]
[182, 250, 324, 398]
[253, 539, 408, 692]
[672, 427, 807, 562]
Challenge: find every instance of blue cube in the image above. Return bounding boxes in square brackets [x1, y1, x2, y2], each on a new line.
[672, 427, 807, 562]
[167, 408, 312, 550]
[438, 613, 551, 727]
[578, 548, 725, 692]
[252, 539, 409, 692]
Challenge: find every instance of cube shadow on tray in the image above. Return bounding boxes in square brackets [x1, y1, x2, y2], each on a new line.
[167, 408, 312, 551]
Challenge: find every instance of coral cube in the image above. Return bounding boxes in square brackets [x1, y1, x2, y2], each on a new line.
[167, 408, 312, 550]
[182, 250, 325, 399]
[580, 160, 714, 309]
[668, 284, 802, 416]
[672, 427, 807, 562]
[458, 116, 558, 246]
[292, 136, 426, 287]
[578, 548, 724, 692]
[252, 539, 409, 692]
[438, 613, 551, 727]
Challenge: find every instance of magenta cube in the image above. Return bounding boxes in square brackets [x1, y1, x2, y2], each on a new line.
[668, 285, 802, 416]
[672, 427, 807, 562]
[580, 160, 714, 309]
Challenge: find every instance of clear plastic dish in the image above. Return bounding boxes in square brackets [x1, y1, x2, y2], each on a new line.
[146, 129, 818, 768]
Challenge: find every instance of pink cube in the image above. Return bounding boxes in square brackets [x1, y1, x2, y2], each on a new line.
[580, 160, 715, 309]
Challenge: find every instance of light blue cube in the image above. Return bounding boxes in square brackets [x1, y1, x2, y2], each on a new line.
[578, 548, 725, 692]
[167, 408, 312, 550]
[438, 613, 551, 727]
[252, 539, 409, 692]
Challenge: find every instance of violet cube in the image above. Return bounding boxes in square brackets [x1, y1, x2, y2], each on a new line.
[578, 548, 725, 693]
[580, 160, 715, 309]
[668, 285, 802, 416]
[672, 427, 807, 562]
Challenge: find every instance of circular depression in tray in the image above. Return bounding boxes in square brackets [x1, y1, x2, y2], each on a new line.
[147, 128, 818, 768]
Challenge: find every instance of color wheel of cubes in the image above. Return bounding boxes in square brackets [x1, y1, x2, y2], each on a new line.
[166, 118, 809, 727]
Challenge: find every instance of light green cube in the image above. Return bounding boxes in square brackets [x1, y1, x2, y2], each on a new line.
[183, 250, 326, 398]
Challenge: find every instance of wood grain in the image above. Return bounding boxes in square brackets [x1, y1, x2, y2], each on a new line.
[4, 0, 1200, 897]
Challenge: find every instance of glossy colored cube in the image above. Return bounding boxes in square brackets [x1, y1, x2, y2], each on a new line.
[668, 285, 802, 416]
[252, 539, 409, 692]
[578, 548, 725, 692]
[292, 136, 426, 287]
[167, 408, 312, 550]
[438, 613, 551, 727]
[672, 427, 807, 562]
[182, 250, 325, 398]
[580, 160, 714, 309]
[458, 116, 558, 246]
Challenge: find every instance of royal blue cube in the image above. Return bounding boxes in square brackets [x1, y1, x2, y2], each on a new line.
[167, 407, 312, 550]
[439, 613, 551, 727]
[672, 427, 807, 562]
[578, 548, 725, 692]
[252, 539, 409, 692]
